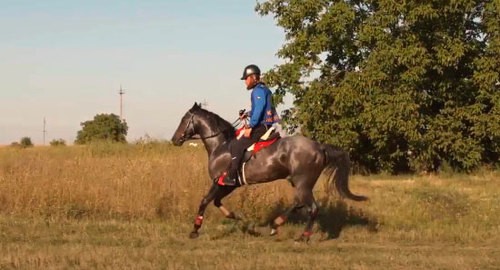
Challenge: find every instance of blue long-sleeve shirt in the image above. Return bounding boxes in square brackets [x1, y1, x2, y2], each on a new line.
[248, 83, 279, 128]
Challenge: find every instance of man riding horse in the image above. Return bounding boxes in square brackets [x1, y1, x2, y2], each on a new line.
[218, 64, 280, 186]
[171, 64, 366, 241]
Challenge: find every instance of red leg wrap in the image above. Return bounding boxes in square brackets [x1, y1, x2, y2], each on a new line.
[302, 231, 313, 237]
[275, 215, 287, 226]
[194, 216, 204, 226]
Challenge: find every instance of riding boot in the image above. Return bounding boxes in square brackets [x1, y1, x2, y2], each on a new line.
[217, 154, 241, 186]
[217, 170, 239, 186]
[225, 170, 239, 186]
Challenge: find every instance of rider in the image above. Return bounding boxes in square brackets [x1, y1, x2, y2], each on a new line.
[218, 64, 280, 186]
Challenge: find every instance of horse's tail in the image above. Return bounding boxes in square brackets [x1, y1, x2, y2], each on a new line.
[321, 144, 367, 201]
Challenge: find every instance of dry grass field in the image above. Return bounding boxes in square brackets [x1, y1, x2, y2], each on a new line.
[0, 143, 499, 269]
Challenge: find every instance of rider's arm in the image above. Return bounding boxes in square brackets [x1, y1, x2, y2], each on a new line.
[249, 87, 266, 128]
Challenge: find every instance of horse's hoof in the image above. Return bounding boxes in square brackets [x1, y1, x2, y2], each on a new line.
[270, 228, 278, 236]
[248, 229, 261, 237]
[245, 223, 261, 237]
[294, 234, 310, 243]
[294, 237, 309, 243]
[227, 212, 242, 221]
[189, 231, 199, 239]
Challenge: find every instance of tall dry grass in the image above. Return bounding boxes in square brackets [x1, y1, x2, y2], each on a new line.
[0, 143, 298, 222]
[0, 143, 498, 243]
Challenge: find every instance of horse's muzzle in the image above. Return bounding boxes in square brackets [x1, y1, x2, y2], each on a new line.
[171, 136, 184, 146]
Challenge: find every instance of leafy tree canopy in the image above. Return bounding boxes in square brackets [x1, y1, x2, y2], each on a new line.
[75, 114, 128, 144]
[257, 0, 499, 173]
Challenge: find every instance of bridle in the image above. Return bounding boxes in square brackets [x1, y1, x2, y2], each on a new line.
[179, 111, 233, 141]
[179, 111, 196, 141]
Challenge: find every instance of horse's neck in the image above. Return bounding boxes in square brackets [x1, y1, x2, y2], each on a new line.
[197, 112, 234, 156]
[201, 135, 228, 156]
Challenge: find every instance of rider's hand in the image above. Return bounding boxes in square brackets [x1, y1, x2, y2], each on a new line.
[239, 111, 248, 120]
[243, 128, 252, 138]
[238, 109, 247, 119]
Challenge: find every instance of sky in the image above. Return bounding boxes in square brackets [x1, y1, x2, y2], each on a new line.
[0, 0, 288, 145]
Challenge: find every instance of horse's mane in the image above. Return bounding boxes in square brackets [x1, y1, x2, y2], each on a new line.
[192, 106, 236, 140]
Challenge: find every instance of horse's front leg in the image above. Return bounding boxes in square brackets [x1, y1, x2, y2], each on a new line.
[190, 184, 219, 238]
[190, 184, 238, 238]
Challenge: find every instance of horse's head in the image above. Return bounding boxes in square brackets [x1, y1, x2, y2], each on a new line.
[171, 102, 202, 146]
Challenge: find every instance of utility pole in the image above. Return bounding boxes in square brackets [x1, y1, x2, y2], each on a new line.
[43, 117, 47, 145]
[119, 85, 125, 121]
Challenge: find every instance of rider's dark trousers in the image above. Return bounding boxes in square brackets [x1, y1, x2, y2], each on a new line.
[227, 124, 269, 178]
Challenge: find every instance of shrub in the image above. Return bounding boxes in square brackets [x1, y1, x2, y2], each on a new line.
[50, 139, 67, 146]
[20, 137, 33, 148]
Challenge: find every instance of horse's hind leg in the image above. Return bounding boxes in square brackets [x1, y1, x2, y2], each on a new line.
[270, 188, 318, 242]
[296, 188, 319, 242]
[271, 177, 319, 241]
[270, 201, 303, 236]
[214, 186, 263, 236]
[213, 186, 238, 220]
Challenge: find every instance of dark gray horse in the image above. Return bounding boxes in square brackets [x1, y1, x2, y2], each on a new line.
[171, 103, 366, 241]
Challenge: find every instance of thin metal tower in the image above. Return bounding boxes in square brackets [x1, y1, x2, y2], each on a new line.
[119, 85, 125, 121]
[43, 117, 47, 145]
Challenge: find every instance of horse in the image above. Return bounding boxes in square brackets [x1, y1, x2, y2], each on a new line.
[171, 102, 367, 241]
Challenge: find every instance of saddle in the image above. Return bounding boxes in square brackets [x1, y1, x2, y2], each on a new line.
[235, 126, 280, 155]
[234, 126, 281, 185]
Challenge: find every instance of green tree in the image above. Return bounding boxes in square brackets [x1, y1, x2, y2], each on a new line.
[75, 114, 128, 144]
[20, 137, 33, 148]
[257, 0, 499, 173]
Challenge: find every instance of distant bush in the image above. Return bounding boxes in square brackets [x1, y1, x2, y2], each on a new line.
[50, 139, 67, 146]
[75, 113, 128, 144]
[133, 134, 171, 145]
[20, 137, 34, 148]
[10, 142, 20, 148]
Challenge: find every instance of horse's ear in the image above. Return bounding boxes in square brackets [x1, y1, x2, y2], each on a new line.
[192, 102, 200, 109]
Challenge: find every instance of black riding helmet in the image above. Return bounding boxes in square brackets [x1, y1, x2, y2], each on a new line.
[240, 64, 261, 80]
